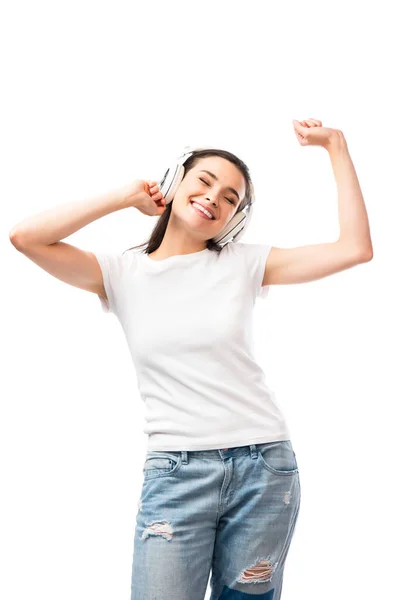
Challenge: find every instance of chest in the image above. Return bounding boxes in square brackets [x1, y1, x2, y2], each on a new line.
[121, 264, 254, 357]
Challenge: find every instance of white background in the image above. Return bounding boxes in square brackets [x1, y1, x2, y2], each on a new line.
[1, 1, 398, 599]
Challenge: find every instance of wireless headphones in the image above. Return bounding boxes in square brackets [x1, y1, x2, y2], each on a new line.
[157, 145, 256, 247]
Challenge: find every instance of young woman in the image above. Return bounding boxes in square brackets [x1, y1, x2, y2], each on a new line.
[9, 119, 373, 599]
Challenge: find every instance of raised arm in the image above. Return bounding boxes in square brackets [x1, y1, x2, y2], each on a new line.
[9, 180, 164, 301]
[262, 122, 373, 287]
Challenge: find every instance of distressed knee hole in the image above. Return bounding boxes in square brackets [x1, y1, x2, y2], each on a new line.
[237, 556, 278, 584]
[140, 520, 173, 542]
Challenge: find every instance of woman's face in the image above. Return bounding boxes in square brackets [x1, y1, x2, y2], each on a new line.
[172, 156, 247, 238]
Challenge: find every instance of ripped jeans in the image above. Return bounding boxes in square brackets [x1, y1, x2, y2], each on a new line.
[131, 440, 301, 600]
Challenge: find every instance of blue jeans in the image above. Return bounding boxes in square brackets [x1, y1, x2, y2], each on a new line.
[131, 440, 301, 599]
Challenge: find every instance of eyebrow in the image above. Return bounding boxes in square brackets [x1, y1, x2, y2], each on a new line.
[198, 170, 241, 202]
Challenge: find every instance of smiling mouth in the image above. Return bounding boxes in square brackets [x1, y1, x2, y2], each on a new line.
[189, 201, 216, 220]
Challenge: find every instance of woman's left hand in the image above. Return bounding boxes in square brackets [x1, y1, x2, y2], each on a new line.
[292, 118, 344, 150]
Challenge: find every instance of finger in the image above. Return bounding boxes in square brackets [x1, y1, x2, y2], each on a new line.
[307, 118, 322, 126]
[155, 192, 167, 204]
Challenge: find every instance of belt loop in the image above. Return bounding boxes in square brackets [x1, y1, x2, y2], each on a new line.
[181, 450, 188, 464]
[249, 444, 258, 459]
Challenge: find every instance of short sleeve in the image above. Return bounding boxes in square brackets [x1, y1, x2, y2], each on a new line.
[92, 250, 125, 315]
[238, 242, 273, 301]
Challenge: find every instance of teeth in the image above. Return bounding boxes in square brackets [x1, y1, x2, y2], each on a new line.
[191, 201, 213, 219]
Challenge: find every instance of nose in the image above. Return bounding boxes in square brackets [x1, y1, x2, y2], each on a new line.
[205, 196, 218, 206]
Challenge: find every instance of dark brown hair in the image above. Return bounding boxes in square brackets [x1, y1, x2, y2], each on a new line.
[123, 148, 253, 256]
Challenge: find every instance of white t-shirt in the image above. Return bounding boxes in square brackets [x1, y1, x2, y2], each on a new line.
[93, 241, 291, 451]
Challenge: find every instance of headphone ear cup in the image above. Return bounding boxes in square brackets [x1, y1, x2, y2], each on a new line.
[212, 210, 246, 245]
[158, 164, 185, 204]
[212, 199, 254, 245]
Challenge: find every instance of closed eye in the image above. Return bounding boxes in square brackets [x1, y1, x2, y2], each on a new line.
[199, 178, 235, 205]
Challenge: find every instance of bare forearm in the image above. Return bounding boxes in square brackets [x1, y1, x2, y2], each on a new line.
[9, 186, 131, 247]
[327, 133, 373, 257]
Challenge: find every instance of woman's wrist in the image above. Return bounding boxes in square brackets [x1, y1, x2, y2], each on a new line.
[118, 182, 143, 210]
[326, 130, 348, 155]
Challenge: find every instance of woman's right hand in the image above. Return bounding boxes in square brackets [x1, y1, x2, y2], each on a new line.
[121, 179, 167, 216]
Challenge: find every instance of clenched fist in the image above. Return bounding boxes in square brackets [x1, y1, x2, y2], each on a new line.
[121, 179, 167, 216]
[292, 118, 345, 150]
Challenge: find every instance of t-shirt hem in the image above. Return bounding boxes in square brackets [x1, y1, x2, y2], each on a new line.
[146, 430, 292, 452]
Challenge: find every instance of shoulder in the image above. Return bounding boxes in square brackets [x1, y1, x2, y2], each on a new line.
[94, 247, 140, 278]
[226, 241, 273, 263]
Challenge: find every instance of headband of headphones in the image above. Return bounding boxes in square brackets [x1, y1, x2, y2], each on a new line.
[157, 145, 255, 247]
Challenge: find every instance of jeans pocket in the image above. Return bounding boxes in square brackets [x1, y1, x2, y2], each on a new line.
[143, 452, 182, 480]
[258, 440, 299, 476]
